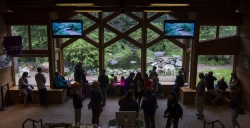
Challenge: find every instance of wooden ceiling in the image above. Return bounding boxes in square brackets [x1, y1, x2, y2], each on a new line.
[4, 0, 241, 13]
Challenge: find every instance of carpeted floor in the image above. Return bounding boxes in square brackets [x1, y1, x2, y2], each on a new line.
[0, 96, 249, 128]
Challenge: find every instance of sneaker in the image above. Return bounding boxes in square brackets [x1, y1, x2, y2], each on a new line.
[197, 115, 204, 119]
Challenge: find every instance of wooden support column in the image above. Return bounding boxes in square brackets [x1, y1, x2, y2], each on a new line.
[183, 39, 190, 82]
[99, 12, 104, 74]
[57, 38, 63, 74]
[141, 12, 147, 75]
[189, 12, 200, 90]
[48, 12, 58, 88]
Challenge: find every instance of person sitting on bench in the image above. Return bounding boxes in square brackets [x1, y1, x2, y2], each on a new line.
[18, 72, 34, 106]
[54, 72, 71, 100]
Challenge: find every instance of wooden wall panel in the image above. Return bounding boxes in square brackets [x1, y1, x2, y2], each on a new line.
[200, 12, 241, 25]
[6, 12, 47, 24]
[198, 36, 239, 55]
[239, 25, 250, 37]
[239, 38, 250, 51]
[242, 15, 250, 25]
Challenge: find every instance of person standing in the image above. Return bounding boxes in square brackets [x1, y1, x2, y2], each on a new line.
[108, 74, 114, 96]
[133, 72, 145, 106]
[195, 72, 207, 119]
[141, 87, 157, 128]
[120, 76, 125, 96]
[71, 82, 85, 127]
[35, 67, 48, 106]
[90, 81, 103, 124]
[124, 72, 135, 93]
[228, 85, 241, 128]
[118, 89, 139, 116]
[111, 76, 118, 98]
[173, 70, 185, 96]
[98, 69, 109, 105]
[74, 61, 83, 92]
[149, 66, 157, 80]
[82, 69, 88, 97]
[164, 90, 183, 128]
[205, 71, 221, 107]
[144, 73, 152, 91]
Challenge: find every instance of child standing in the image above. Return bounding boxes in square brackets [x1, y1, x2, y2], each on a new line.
[120, 76, 125, 96]
[112, 76, 118, 98]
[71, 82, 85, 127]
[35, 67, 48, 106]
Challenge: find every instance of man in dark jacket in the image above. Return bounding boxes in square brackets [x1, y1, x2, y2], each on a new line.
[98, 69, 109, 105]
[141, 87, 157, 128]
[74, 61, 83, 91]
[173, 70, 185, 96]
[118, 89, 139, 116]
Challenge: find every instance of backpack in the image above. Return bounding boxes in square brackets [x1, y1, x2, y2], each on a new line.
[176, 103, 183, 120]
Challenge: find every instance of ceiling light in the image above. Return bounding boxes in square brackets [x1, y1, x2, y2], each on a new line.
[144, 10, 171, 12]
[56, 3, 94, 6]
[150, 3, 189, 6]
[74, 10, 102, 12]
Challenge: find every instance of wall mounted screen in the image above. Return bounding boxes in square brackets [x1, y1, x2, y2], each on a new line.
[164, 20, 196, 38]
[51, 20, 83, 38]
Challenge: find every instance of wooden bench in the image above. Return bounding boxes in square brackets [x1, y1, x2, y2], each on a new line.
[9, 86, 67, 104]
[179, 86, 229, 105]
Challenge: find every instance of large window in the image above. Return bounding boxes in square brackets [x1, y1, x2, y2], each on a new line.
[11, 25, 48, 49]
[199, 26, 217, 41]
[219, 26, 237, 38]
[14, 57, 50, 86]
[196, 55, 233, 84]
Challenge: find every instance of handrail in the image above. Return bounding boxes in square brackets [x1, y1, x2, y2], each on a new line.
[203, 120, 225, 128]
[22, 118, 43, 128]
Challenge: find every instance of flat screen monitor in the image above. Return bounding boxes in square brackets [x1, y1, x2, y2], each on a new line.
[51, 20, 83, 38]
[116, 111, 137, 127]
[164, 20, 196, 38]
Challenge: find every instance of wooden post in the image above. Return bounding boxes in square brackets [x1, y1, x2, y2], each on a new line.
[141, 12, 147, 75]
[189, 12, 200, 90]
[99, 12, 104, 74]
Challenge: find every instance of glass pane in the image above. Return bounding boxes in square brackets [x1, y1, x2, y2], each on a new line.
[150, 13, 175, 31]
[147, 28, 160, 43]
[219, 26, 237, 38]
[104, 27, 117, 43]
[147, 12, 156, 18]
[89, 12, 99, 18]
[31, 25, 48, 49]
[129, 28, 142, 43]
[147, 39, 182, 82]
[63, 39, 99, 82]
[108, 14, 138, 32]
[132, 12, 142, 18]
[14, 57, 50, 86]
[71, 13, 95, 30]
[86, 28, 99, 43]
[63, 38, 70, 43]
[197, 55, 234, 84]
[104, 39, 141, 77]
[104, 12, 113, 18]
[11, 26, 29, 49]
[199, 26, 216, 41]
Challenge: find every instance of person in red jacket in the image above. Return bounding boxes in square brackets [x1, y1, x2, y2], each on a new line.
[144, 73, 152, 91]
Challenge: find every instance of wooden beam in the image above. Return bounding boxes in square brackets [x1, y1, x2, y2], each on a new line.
[99, 12, 104, 72]
[147, 13, 165, 22]
[81, 12, 100, 23]
[167, 39, 185, 49]
[104, 35, 121, 48]
[125, 12, 142, 22]
[83, 35, 99, 48]
[84, 23, 99, 35]
[61, 38, 79, 48]
[146, 35, 163, 48]
[103, 12, 120, 22]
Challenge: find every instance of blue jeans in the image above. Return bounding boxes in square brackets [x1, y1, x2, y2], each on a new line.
[100, 88, 107, 104]
[144, 115, 155, 128]
[231, 109, 240, 127]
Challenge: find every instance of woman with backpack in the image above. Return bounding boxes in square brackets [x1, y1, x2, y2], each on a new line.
[164, 90, 183, 128]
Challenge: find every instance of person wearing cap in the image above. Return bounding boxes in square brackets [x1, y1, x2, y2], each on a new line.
[227, 85, 241, 128]
[141, 87, 157, 128]
[74, 61, 84, 92]
[71, 82, 85, 127]
[35, 67, 48, 107]
[164, 90, 182, 128]
[195, 72, 207, 119]
[98, 69, 109, 105]
[90, 81, 103, 124]
[205, 71, 221, 107]
[118, 89, 139, 116]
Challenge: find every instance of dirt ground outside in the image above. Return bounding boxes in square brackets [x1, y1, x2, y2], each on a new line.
[15, 63, 233, 86]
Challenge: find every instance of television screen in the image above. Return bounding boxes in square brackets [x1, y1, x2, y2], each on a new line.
[51, 20, 83, 38]
[164, 20, 196, 38]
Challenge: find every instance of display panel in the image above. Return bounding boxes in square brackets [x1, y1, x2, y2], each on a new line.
[164, 20, 196, 38]
[51, 20, 83, 38]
